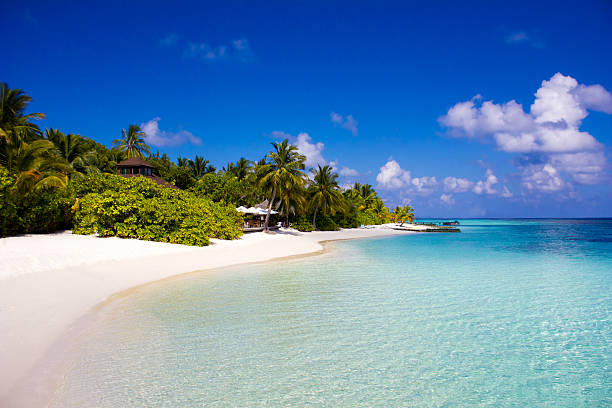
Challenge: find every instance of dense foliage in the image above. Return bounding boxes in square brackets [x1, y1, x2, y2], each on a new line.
[0, 83, 417, 240]
[72, 175, 242, 246]
[0, 165, 74, 236]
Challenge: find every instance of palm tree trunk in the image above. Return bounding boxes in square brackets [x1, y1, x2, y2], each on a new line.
[264, 186, 276, 232]
[312, 204, 319, 230]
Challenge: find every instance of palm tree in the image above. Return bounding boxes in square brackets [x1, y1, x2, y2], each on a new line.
[393, 205, 415, 226]
[308, 164, 345, 230]
[188, 155, 210, 180]
[0, 83, 45, 143]
[370, 198, 389, 223]
[259, 139, 306, 231]
[112, 124, 150, 159]
[0, 132, 69, 193]
[279, 181, 306, 227]
[176, 156, 190, 167]
[46, 128, 96, 177]
[233, 157, 252, 181]
[360, 184, 375, 198]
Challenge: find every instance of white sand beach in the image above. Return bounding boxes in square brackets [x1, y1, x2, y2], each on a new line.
[0, 226, 407, 407]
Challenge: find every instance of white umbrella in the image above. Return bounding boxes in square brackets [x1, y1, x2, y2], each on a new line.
[257, 208, 277, 215]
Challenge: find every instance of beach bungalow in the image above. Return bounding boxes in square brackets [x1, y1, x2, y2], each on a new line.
[236, 205, 280, 232]
[116, 158, 179, 189]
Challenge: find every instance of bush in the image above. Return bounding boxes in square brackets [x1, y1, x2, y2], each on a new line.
[0, 167, 19, 237]
[316, 215, 339, 231]
[0, 165, 75, 237]
[17, 188, 75, 234]
[72, 174, 243, 246]
[293, 217, 314, 232]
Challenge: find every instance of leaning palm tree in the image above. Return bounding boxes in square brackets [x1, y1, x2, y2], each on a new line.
[112, 124, 150, 159]
[308, 164, 346, 230]
[0, 83, 45, 143]
[259, 139, 306, 231]
[393, 205, 415, 226]
[188, 155, 210, 180]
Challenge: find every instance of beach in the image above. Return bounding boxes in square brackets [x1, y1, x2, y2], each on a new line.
[0, 226, 405, 406]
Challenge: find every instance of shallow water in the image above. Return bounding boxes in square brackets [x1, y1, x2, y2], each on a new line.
[52, 220, 612, 407]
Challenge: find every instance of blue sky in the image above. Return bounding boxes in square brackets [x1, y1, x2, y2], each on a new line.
[2, 1, 612, 217]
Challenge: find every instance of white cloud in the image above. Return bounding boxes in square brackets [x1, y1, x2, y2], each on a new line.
[184, 38, 252, 62]
[521, 164, 564, 192]
[472, 169, 508, 196]
[330, 112, 358, 136]
[411, 176, 438, 195]
[339, 166, 359, 177]
[443, 176, 474, 193]
[439, 73, 608, 153]
[295, 132, 326, 167]
[141, 117, 202, 147]
[376, 159, 411, 189]
[440, 193, 455, 205]
[549, 151, 608, 185]
[574, 84, 612, 114]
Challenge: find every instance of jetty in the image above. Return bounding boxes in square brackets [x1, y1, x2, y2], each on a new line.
[392, 222, 460, 233]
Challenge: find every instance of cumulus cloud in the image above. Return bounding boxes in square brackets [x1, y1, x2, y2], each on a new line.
[440, 193, 455, 205]
[473, 169, 500, 195]
[443, 176, 474, 193]
[521, 164, 564, 192]
[411, 176, 438, 195]
[439, 73, 608, 153]
[574, 84, 612, 114]
[549, 151, 607, 185]
[440, 73, 611, 193]
[294, 133, 326, 167]
[330, 112, 358, 136]
[470, 169, 512, 197]
[339, 166, 359, 177]
[184, 38, 253, 62]
[141, 117, 202, 147]
[376, 159, 411, 189]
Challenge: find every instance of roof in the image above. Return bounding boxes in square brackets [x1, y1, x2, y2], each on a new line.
[116, 157, 155, 168]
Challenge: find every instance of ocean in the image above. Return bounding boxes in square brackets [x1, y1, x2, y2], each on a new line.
[51, 219, 612, 407]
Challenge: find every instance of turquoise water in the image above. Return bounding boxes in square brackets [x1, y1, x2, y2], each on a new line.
[53, 220, 611, 407]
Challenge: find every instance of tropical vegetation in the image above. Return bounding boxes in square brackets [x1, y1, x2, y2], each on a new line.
[0, 83, 417, 243]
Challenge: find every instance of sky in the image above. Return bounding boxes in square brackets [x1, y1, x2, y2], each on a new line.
[2, 1, 612, 217]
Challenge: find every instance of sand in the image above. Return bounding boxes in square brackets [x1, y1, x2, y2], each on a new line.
[0, 226, 408, 406]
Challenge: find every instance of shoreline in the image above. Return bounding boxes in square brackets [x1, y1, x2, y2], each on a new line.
[0, 226, 408, 407]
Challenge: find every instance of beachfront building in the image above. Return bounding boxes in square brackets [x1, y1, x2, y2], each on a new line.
[116, 158, 179, 189]
[236, 205, 280, 232]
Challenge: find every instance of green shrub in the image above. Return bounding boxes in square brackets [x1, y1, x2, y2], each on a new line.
[18, 188, 75, 234]
[293, 217, 314, 232]
[72, 174, 243, 246]
[0, 165, 75, 236]
[0, 166, 19, 237]
[317, 215, 339, 231]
